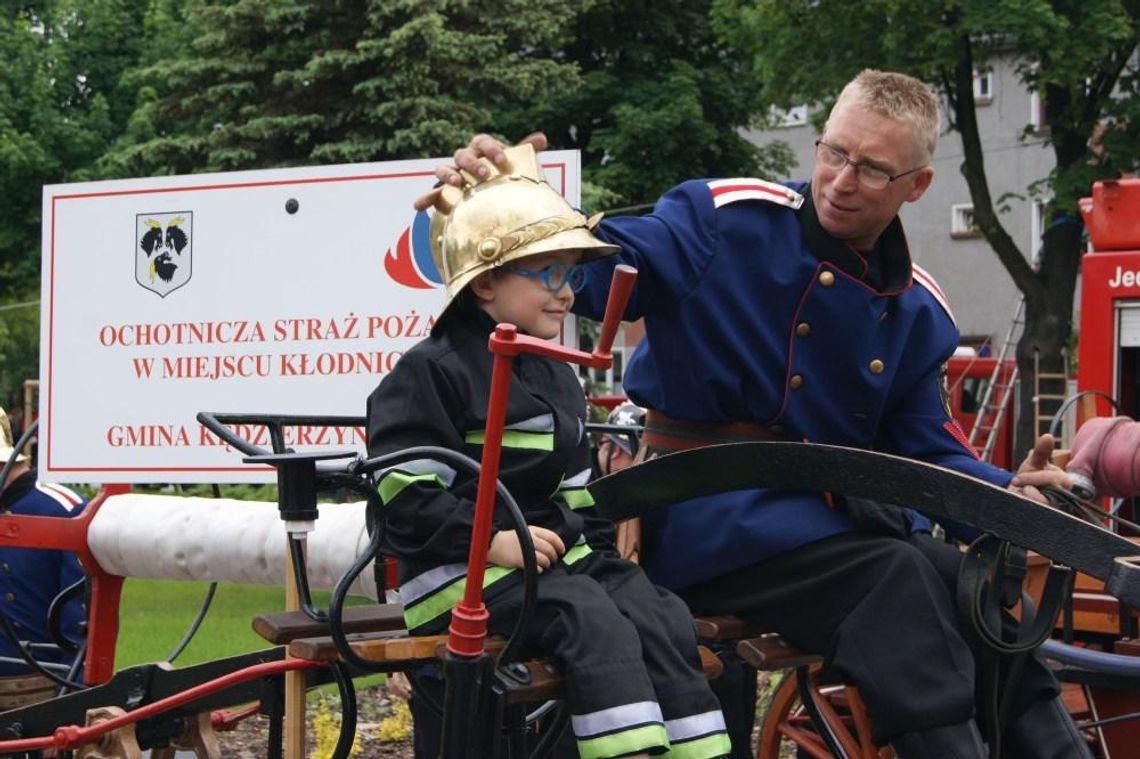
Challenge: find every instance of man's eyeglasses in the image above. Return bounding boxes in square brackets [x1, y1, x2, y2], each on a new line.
[814, 139, 925, 190]
[504, 261, 589, 293]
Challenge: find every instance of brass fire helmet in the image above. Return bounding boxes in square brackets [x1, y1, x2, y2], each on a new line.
[429, 143, 619, 318]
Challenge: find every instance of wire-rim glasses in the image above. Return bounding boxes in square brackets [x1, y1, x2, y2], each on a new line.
[814, 139, 925, 190]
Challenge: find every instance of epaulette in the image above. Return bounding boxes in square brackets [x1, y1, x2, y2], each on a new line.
[36, 482, 83, 512]
[707, 178, 804, 210]
[911, 263, 957, 326]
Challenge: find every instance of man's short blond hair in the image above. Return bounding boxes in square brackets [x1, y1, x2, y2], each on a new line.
[830, 69, 941, 162]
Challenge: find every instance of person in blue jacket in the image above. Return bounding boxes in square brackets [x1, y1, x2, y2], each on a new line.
[422, 70, 1087, 758]
[0, 407, 86, 709]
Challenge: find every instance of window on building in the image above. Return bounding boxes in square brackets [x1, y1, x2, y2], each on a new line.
[951, 204, 983, 239]
[1029, 89, 1048, 132]
[973, 71, 994, 104]
[771, 104, 808, 128]
[592, 344, 626, 389]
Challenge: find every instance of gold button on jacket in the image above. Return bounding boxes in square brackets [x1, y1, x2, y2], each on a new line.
[819, 271, 835, 286]
[869, 359, 885, 374]
[790, 374, 804, 389]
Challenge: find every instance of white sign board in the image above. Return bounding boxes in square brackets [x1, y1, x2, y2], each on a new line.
[41, 153, 581, 483]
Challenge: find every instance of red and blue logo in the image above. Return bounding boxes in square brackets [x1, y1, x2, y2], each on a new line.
[384, 210, 443, 289]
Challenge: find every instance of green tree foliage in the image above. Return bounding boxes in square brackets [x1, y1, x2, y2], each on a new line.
[0, 1, 148, 294]
[0, 0, 164, 395]
[713, 0, 1140, 449]
[97, 0, 586, 176]
[496, 0, 795, 207]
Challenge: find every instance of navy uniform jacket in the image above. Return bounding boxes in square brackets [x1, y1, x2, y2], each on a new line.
[573, 178, 1012, 590]
[366, 304, 615, 632]
[0, 470, 86, 675]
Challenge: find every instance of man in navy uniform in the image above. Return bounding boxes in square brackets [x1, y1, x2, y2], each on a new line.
[0, 407, 86, 708]
[422, 70, 1085, 758]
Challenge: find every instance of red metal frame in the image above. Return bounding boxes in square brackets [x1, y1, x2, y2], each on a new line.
[447, 265, 637, 657]
[0, 482, 130, 684]
[0, 657, 319, 754]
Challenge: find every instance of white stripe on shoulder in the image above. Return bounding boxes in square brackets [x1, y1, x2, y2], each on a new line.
[911, 263, 956, 326]
[35, 482, 84, 512]
[707, 178, 803, 210]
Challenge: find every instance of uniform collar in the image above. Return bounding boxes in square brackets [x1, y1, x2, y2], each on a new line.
[0, 469, 36, 511]
[797, 184, 912, 293]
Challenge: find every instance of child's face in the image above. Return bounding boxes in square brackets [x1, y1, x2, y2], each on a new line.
[472, 250, 582, 339]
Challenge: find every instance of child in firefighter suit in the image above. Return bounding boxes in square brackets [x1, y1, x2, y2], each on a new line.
[365, 145, 730, 759]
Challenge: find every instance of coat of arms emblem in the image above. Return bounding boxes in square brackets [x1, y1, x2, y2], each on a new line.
[136, 211, 192, 297]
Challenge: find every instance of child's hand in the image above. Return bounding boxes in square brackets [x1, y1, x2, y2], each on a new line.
[488, 526, 566, 572]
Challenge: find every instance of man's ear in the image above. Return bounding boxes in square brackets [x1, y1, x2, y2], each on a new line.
[469, 271, 496, 303]
[906, 166, 935, 203]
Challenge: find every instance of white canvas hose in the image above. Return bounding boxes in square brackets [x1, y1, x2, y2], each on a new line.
[86, 494, 379, 600]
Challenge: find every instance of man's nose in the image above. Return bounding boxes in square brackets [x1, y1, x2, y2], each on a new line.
[833, 161, 860, 191]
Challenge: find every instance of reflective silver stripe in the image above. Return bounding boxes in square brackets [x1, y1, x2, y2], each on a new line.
[399, 563, 467, 606]
[375, 458, 457, 487]
[560, 468, 592, 488]
[665, 710, 728, 742]
[506, 413, 554, 433]
[571, 700, 664, 738]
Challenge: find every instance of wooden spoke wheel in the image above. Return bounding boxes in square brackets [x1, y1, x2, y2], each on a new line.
[756, 666, 892, 759]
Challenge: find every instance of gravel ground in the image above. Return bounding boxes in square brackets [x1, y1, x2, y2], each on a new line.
[215, 683, 414, 758]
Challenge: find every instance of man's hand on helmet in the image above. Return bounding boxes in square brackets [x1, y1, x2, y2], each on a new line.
[414, 132, 550, 211]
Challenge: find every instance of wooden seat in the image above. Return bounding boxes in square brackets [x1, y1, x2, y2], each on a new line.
[692, 614, 770, 641]
[692, 614, 823, 672]
[735, 634, 823, 672]
[251, 604, 406, 645]
[254, 604, 723, 706]
[285, 630, 723, 703]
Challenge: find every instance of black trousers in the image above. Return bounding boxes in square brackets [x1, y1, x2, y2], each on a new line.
[678, 530, 1059, 746]
[409, 550, 727, 757]
[484, 551, 725, 751]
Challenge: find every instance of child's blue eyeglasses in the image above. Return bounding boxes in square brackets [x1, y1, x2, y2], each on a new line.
[503, 262, 589, 293]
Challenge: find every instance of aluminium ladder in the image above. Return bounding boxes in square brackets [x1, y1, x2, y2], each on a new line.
[968, 298, 1024, 462]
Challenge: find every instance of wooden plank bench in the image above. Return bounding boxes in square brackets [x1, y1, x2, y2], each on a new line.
[253, 606, 726, 705]
[693, 614, 824, 671]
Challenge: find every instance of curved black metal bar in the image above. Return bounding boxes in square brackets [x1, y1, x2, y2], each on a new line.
[0, 606, 85, 691]
[46, 576, 86, 655]
[59, 638, 87, 696]
[166, 581, 218, 663]
[195, 411, 367, 471]
[525, 701, 570, 759]
[328, 528, 389, 673]
[195, 412, 273, 457]
[287, 535, 328, 623]
[329, 661, 358, 759]
[1048, 391, 1122, 438]
[591, 441, 1140, 608]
